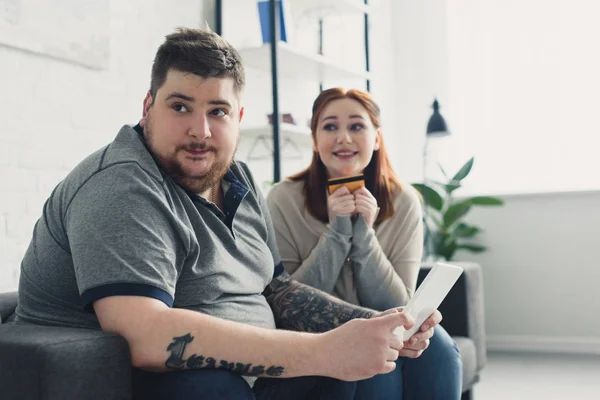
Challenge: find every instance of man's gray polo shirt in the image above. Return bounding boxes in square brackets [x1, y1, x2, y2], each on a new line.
[15, 124, 283, 333]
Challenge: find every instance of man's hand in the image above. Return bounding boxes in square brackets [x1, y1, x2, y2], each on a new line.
[353, 187, 379, 228]
[372, 308, 443, 359]
[327, 186, 356, 224]
[316, 311, 415, 382]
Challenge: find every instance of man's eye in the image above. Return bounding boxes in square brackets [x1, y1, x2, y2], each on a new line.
[323, 124, 337, 131]
[172, 104, 189, 113]
[211, 109, 226, 117]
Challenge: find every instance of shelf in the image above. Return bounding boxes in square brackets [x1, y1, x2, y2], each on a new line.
[238, 42, 370, 83]
[292, 0, 371, 18]
[240, 123, 313, 162]
[241, 123, 313, 145]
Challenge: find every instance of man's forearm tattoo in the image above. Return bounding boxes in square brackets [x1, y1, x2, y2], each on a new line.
[264, 272, 374, 333]
[165, 333, 284, 377]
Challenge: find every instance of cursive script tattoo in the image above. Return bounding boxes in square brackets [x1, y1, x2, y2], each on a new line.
[264, 272, 374, 333]
[164, 334, 284, 377]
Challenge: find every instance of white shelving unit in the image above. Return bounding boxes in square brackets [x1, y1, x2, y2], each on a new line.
[238, 42, 370, 83]
[293, 0, 371, 19]
[241, 123, 313, 147]
[221, 0, 371, 180]
[241, 123, 313, 162]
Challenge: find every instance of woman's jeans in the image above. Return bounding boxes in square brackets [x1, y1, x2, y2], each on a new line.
[353, 325, 463, 399]
[132, 325, 462, 399]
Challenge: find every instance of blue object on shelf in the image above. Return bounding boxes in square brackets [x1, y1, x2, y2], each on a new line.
[257, 0, 289, 43]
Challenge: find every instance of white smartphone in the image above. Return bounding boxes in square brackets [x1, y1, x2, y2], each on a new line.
[393, 262, 464, 341]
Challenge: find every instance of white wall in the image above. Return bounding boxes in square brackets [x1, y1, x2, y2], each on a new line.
[0, 0, 204, 291]
[438, 0, 600, 353]
[456, 191, 600, 354]
[442, 0, 600, 195]
[391, 0, 450, 184]
[387, 0, 600, 353]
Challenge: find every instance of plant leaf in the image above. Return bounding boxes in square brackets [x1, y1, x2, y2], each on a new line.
[469, 196, 504, 206]
[439, 240, 457, 261]
[452, 157, 475, 182]
[411, 184, 443, 211]
[443, 201, 471, 228]
[432, 180, 461, 195]
[426, 212, 443, 230]
[438, 163, 449, 179]
[453, 223, 480, 238]
[443, 235, 457, 247]
[446, 181, 462, 194]
[456, 244, 487, 253]
[430, 180, 447, 189]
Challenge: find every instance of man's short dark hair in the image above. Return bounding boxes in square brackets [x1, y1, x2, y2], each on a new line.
[149, 27, 245, 99]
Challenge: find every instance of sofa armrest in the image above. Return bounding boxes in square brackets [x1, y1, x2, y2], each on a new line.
[0, 292, 18, 323]
[418, 261, 486, 373]
[0, 323, 132, 400]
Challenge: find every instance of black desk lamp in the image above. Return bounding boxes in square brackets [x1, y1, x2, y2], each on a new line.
[423, 98, 450, 258]
[427, 99, 450, 137]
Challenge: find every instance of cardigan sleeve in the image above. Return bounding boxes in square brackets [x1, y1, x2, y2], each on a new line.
[266, 183, 353, 294]
[348, 188, 424, 310]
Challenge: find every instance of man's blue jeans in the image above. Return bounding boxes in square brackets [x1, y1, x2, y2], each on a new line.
[132, 325, 462, 399]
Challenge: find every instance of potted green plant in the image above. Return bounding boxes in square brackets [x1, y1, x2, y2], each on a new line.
[412, 157, 504, 261]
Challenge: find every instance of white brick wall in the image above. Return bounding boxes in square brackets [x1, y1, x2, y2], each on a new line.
[0, 0, 204, 291]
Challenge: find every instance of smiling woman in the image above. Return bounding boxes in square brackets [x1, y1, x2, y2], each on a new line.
[287, 88, 398, 224]
[266, 88, 464, 400]
[313, 97, 380, 180]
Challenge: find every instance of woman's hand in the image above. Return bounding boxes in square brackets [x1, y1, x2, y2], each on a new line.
[400, 310, 443, 358]
[327, 186, 356, 224]
[354, 187, 379, 228]
[372, 308, 442, 359]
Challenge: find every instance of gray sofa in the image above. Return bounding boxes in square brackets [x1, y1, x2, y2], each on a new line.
[0, 262, 486, 400]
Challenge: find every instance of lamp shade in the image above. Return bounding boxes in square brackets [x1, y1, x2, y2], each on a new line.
[426, 99, 450, 137]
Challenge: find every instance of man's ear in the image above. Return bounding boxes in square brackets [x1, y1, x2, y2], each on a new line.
[239, 106, 244, 123]
[140, 92, 153, 128]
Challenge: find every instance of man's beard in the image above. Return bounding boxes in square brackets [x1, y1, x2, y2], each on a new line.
[144, 116, 237, 193]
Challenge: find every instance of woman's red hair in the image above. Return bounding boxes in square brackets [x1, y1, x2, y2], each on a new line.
[289, 88, 402, 224]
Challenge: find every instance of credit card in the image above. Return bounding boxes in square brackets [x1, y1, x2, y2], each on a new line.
[327, 174, 365, 194]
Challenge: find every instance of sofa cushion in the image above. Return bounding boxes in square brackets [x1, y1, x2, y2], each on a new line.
[0, 323, 132, 400]
[454, 336, 479, 391]
[0, 292, 18, 324]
